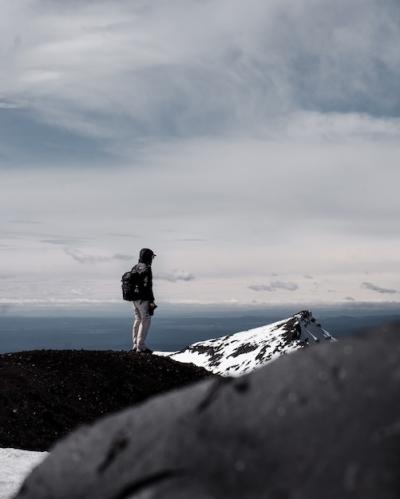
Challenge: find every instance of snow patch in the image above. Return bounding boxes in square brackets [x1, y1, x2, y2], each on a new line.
[0, 448, 47, 499]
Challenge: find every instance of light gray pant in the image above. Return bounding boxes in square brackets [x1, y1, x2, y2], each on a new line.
[132, 300, 152, 351]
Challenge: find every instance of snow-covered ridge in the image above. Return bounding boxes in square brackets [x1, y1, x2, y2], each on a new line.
[163, 310, 334, 376]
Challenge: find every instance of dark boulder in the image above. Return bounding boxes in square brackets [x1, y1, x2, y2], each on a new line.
[15, 328, 400, 498]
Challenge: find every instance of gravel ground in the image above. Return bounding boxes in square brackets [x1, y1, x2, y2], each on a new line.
[0, 349, 214, 451]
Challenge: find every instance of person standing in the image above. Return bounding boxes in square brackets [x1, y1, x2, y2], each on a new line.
[131, 248, 157, 353]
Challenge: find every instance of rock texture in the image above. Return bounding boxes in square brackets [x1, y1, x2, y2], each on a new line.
[15, 327, 400, 499]
[0, 350, 213, 451]
[163, 310, 334, 376]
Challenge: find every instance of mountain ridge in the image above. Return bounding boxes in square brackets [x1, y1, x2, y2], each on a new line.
[161, 310, 334, 376]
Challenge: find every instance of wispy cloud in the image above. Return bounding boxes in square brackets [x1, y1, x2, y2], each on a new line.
[107, 233, 140, 239]
[175, 238, 207, 242]
[9, 219, 41, 225]
[65, 248, 133, 264]
[0, 99, 22, 110]
[361, 282, 398, 294]
[113, 253, 134, 261]
[156, 270, 195, 282]
[249, 281, 299, 292]
[42, 238, 85, 245]
[0, 273, 14, 280]
[1, 0, 400, 166]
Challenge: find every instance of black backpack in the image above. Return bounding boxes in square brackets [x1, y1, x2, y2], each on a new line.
[121, 266, 146, 301]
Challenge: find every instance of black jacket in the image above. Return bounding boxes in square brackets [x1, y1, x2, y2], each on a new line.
[131, 263, 155, 302]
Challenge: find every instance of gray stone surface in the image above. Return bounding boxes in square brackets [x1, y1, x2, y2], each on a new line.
[15, 328, 400, 499]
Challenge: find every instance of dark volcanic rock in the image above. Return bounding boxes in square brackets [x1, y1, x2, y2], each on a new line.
[15, 328, 400, 499]
[0, 350, 214, 451]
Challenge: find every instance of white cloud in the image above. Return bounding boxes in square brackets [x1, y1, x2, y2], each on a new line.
[157, 270, 195, 283]
[64, 248, 133, 264]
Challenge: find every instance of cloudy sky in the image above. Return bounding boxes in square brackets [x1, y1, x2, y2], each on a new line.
[1, 0, 399, 308]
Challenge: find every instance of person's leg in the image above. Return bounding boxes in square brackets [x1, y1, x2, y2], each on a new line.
[136, 300, 152, 351]
[132, 301, 142, 350]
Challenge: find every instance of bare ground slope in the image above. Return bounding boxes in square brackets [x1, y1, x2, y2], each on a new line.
[0, 350, 213, 451]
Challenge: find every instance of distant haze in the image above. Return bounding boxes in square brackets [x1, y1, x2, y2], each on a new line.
[0, 0, 399, 306]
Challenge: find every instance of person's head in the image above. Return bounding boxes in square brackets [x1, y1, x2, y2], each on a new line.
[138, 248, 156, 265]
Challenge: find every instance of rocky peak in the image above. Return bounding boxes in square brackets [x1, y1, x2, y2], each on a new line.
[164, 310, 334, 376]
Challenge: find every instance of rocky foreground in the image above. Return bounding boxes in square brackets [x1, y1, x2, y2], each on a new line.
[0, 350, 214, 451]
[15, 325, 400, 499]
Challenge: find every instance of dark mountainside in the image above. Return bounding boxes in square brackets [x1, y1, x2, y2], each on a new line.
[0, 350, 214, 451]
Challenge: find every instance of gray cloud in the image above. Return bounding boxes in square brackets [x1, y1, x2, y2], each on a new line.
[9, 219, 41, 225]
[42, 238, 84, 245]
[345, 296, 355, 301]
[107, 233, 140, 239]
[175, 238, 207, 242]
[249, 285, 273, 292]
[249, 281, 299, 292]
[156, 270, 195, 283]
[1, 230, 86, 243]
[113, 253, 134, 261]
[65, 248, 133, 264]
[1, 0, 400, 167]
[0, 99, 22, 109]
[361, 282, 398, 294]
[0, 273, 14, 279]
[0, 108, 117, 168]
